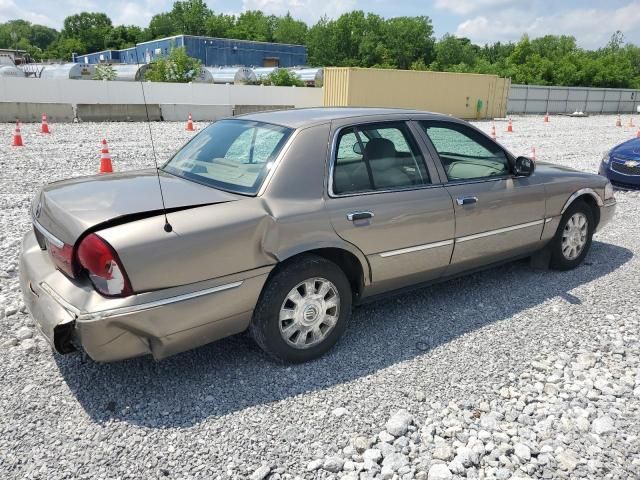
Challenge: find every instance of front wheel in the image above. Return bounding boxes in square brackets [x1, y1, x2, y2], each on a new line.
[549, 200, 594, 270]
[250, 255, 352, 363]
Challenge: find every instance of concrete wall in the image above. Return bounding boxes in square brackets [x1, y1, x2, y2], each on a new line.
[76, 104, 162, 122]
[508, 85, 640, 114]
[0, 77, 322, 122]
[159, 104, 233, 121]
[0, 77, 322, 108]
[0, 102, 74, 122]
[323, 67, 510, 119]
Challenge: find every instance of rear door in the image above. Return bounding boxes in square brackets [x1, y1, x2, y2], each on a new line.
[416, 120, 546, 274]
[325, 119, 455, 295]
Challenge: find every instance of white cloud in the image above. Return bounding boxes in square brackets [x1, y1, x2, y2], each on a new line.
[434, 0, 515, 15]
[113, 0, 171, 27]
[0, 0, 55, 26]
[241, 0, 357, 24]
[455, 2, 640, 48]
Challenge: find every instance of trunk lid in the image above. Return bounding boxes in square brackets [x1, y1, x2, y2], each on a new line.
[33, 169, 241, 244]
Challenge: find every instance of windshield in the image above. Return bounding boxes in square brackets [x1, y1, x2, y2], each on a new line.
[163, 119, 293, 195]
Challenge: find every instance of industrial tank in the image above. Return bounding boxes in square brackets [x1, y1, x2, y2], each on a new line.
[193, 67, 213, 83]
[111, 64, 150, 81]
[0, 65, 24, 78]
[40, 63, 96, 80]
[253, 67, 278, 82]
[206, 67, 257, 85]
[289, 68, 323, 87]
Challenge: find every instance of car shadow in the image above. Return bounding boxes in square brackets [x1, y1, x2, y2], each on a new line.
[54, 241, 632, 427]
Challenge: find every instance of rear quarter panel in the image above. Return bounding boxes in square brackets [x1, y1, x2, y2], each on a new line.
[98, 200, 275, 292]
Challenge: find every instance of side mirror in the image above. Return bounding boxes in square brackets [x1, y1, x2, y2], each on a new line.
[353, 142, 363, 155]
[514, 156, 535, 177]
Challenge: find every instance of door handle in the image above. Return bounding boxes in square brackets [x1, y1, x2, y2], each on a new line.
[456, 196, 478, 206]
[347, 211, 374, 221]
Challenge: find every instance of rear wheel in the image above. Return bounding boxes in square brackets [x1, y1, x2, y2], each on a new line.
[549, 200, 594, 270]
[250, 255, 352, 363]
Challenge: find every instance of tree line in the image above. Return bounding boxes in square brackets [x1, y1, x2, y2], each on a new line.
[1, 0, 639, 88]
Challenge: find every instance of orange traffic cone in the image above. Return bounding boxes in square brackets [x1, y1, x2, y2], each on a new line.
[616, 115, 622, 127]
[544, 112, 549, 123]
[186, 113, 195, 131]
[99, 139, 113, 174]
[12, 120, 23, 147]
[41, 113, 50, 134]
[531, 146, 537, 161]
[506, 118, 513, 133]
[490, 123, 497, 140]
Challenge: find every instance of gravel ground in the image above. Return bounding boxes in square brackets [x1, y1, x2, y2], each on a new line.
[0, 115, 639, 480]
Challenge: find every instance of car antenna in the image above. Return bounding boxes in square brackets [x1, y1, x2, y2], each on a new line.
[133, 48, 173, 233]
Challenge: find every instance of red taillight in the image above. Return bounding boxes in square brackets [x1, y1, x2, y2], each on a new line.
[48, 242, 74, 277]
[76, 233, 133, 297]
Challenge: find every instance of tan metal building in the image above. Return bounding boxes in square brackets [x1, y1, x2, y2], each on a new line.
[323, 67, 510, 119]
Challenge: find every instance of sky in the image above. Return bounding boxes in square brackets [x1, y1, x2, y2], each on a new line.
[2, 0, 640, 49]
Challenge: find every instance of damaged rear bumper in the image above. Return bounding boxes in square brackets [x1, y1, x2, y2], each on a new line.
[19, 230, 270, 362]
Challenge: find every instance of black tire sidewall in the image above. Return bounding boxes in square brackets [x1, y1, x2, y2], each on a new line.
[250, 255, 352, 363]
[550, 200, 594, 270]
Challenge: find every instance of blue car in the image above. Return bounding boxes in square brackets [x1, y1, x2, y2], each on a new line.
[599, 137, 640, 189]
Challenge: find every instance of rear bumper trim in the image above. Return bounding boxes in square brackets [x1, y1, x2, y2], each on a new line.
[32, 218, 64, 248]
[76, 281, 244, 322]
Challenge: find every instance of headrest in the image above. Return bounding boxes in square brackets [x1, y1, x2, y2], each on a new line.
[363, 138, 396, 161]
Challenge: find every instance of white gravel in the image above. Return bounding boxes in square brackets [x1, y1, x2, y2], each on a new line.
[0, 115, 639, 479]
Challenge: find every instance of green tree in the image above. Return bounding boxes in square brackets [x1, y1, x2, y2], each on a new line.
[169, 0, 212, 36]
[262, 69, 304, 86]
[230, 11, 274, 41]
[105, 25, 143, 49]
[383, 16, 435, 69]
[206, 14, 235, 38]
[432, 34, 477, 70]
[148, 13, 177, 38]
[145, 46, 201, 82]
[272, 13, 307, 45]
[61, 12, 113, 53]
[44, 37, 85, 61]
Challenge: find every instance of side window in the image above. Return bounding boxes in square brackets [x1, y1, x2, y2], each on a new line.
[419, 122, 510, 181]
[333, 122, 430, 195]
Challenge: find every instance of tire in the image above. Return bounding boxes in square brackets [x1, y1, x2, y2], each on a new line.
[250, 254, 352, 363]
[549, 199, 594, 271]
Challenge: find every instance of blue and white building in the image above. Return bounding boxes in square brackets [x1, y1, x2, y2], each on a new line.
[74, 35, 308, 68]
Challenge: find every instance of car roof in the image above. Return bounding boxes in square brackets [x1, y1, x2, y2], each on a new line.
[236, 107, 453, 129]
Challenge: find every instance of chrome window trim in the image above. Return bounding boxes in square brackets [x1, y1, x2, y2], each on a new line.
[327, 121, 437, 199]
[32, 219, 64, 248]
[560, 188, 604, 214]
[40, 280, 244, 323]
[379, 239, 454, 258]
[455, 219, 545, 243]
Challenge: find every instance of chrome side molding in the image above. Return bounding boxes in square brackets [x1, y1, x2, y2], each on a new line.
[455, 220, 544, 243]
[39, 280, 244, 323]
[560, 188, 603, 214]
[380, 239, 454, 258]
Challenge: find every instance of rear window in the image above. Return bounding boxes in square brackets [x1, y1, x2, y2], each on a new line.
[163, 119, 293, 195]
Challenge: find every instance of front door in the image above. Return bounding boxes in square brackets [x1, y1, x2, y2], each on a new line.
[417, 120, 546, 274]
[325, 121, 455, 294]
